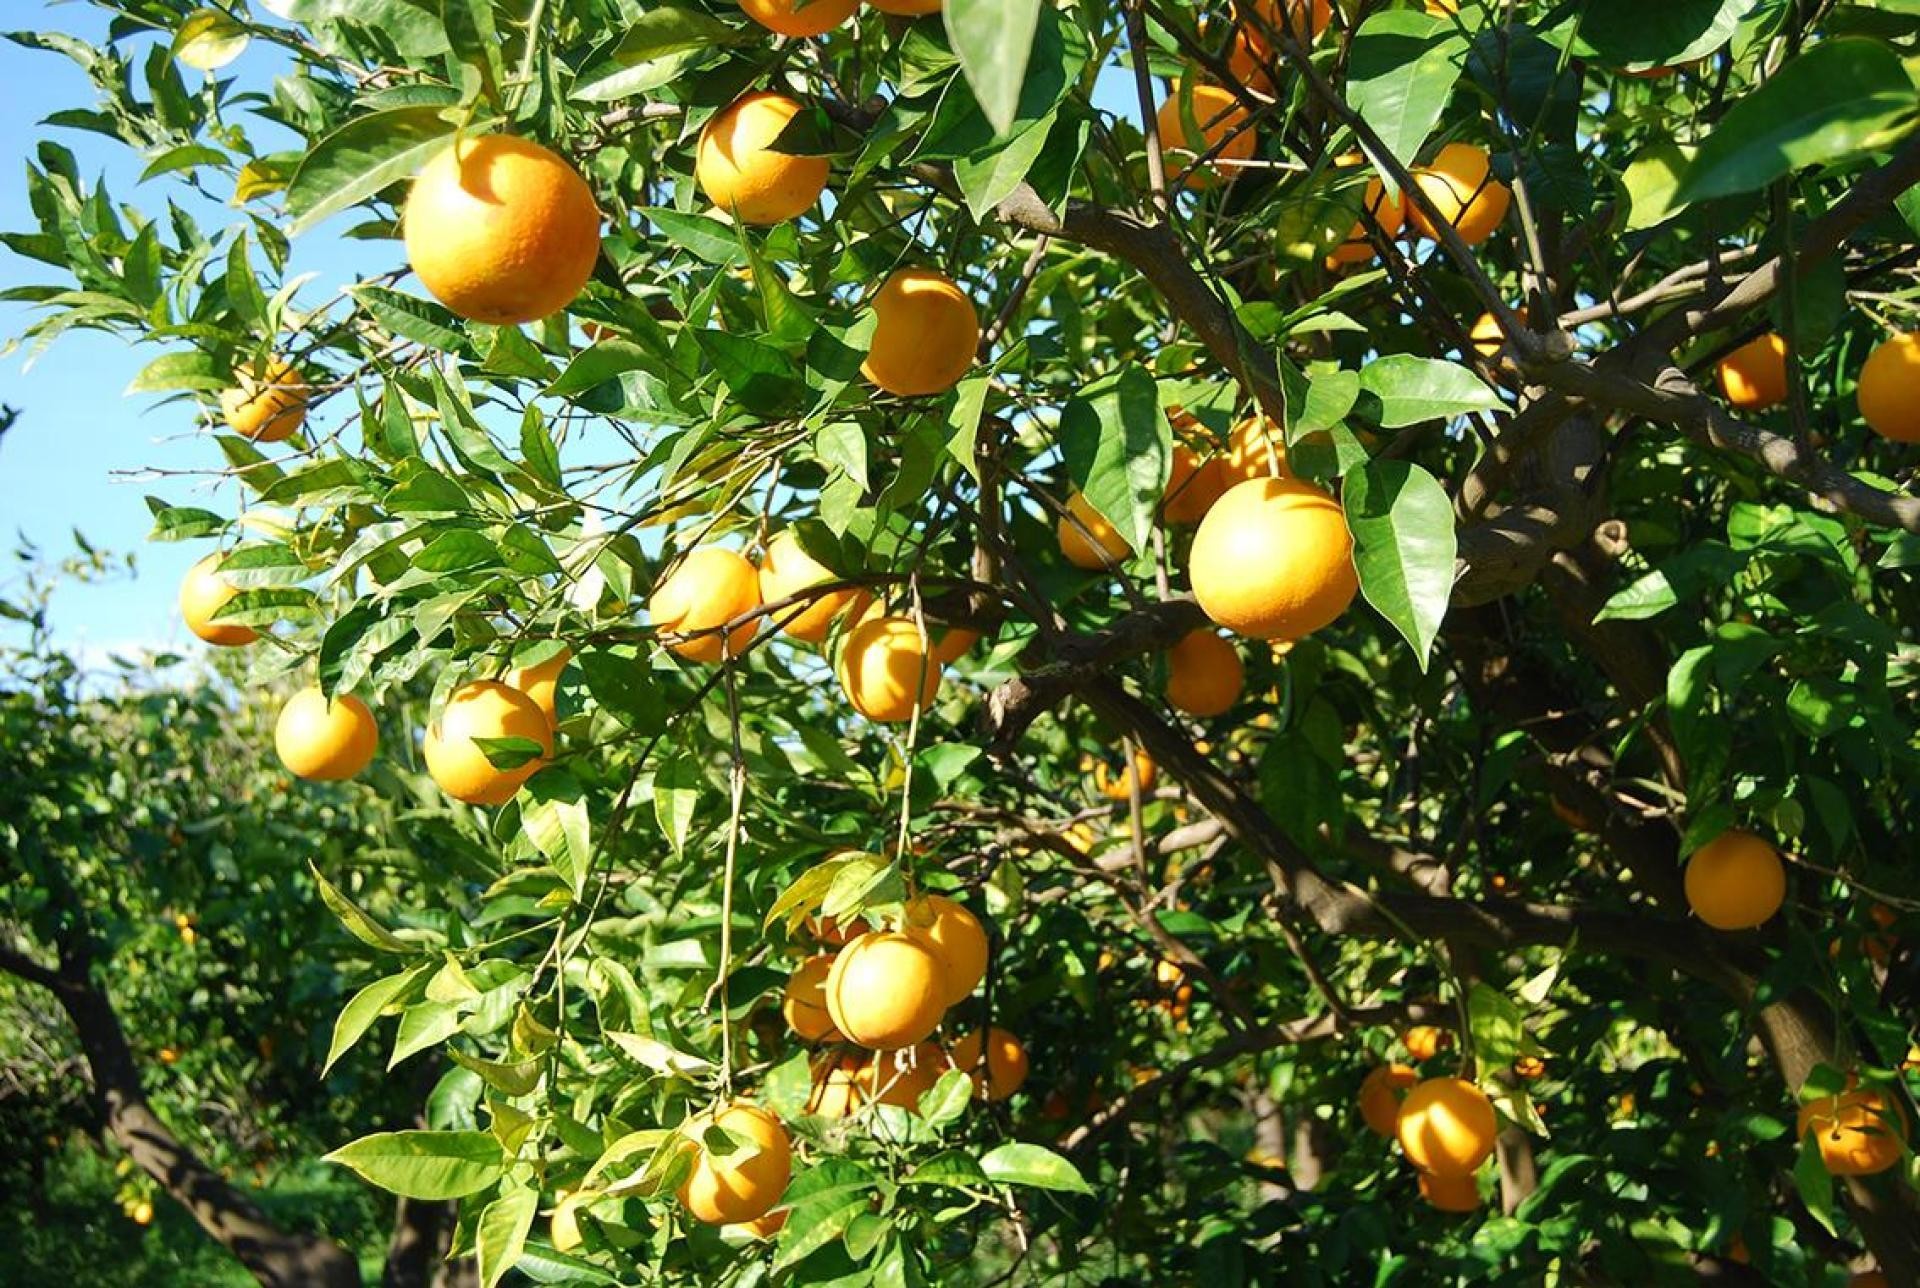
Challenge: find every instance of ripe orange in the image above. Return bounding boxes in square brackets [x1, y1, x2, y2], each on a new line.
[808, 913, 869, 946]
[1189, 477, 1358, 641]
[1166, 629, 1244, 717]
[734, 1208, 788, 1240]
[1327, 178, 1405, 267]
[220, 358, 308, 442]
[1225, 28, 1274, 94]
[404, 135, 600, 325]
[906, 895, 989, 1005]
[422, 680, 553, 805]
[696, 92, 830, 226]
[825, 931, 948, 1049]
[1397, 1077, 1498, 1178]
[1717, 333, 1789, 411]
[757, 530, 869, 644]
[131, 1200, 155, 1226]
[274, 688, 378, 781]
[1683, 829, 1785, 931]
[1402, 1025, 1453, 1062]
[1094, 746, 1157, 800]
[837, 615, 943, 722]
[1235, 0, 1332, 51]
[1419, 1168, 1481, 1212]
[782, 954, 841, 1042]
[1058, 490, 1133, 570]
[1407, 143, 1510, 246]
[649, 547, 762, 663]
[864, 1042, 948, 1109]
[1162, 438, 1230, 525]
[679, 1104, 792, 1225]
[1512, 1055, 1546, 1080]
[504, 646, 571, 729]
[1470, 308, 1528, 358]
[1798, 1085, 1907, 1177]
[806, 1052, 865, 1118]
[862, 268, 979, 397]
[930, 625, 982, 664]
[1155, 83, 1256, 189]
[1359, 1063, 1418, 1136]
[740, 0, 857, 36]
[1221, 414, 1290, 483]
[953, 1026, 1029, 1101]
[867, 0, 942, 14]
[180, 554, 257, 647]
[1856, 332, 1920, 442]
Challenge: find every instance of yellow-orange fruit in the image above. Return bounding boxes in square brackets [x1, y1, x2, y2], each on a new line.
[1226, 27, 1274, 94]
[1397, 1077, 1498, 1178]
[1470, 309, 1527, 358]
[1094, 746, 1157, 800]
[863, 1042, 948, 1109]
[757, 530, 867, 644]
[1402, 1025, 1452, 1062]
[1222, 415, 1290, 483]
[403, 135, 600, 325]
[1717, 333, 1790, 411]
[1359, 1063, 1418, 1136]
[696, 92, 830, 226]
[1236, 0, 1333, 45]
[825, 931, 948, 1050]
[1419, 1168, 1482, 1212]
[734, 1208, 788, 1240]
[1166, 629, 1244, 717]
[782, 954, 840, 1042]
[649, 547, 762, 663]
[867, 0, 940, 11]
[1683, 829, 1786, 931]
[220, 358, 309, 442]
[1856, 332, 1920, 442]
[1189, 477, 1358, 641]
[180, 554, 258, 647]
[930, 626, 982, 664]
[274, 688, 378, 782]
[1512, 1055, 1546, 1080]
[953, 1027, 1029, 1101]
[861, 268, 979, 397]
[422, 680, 553, 806]
[1327, 178, 1405, 267]
[739, 0, 856, 36]
[806, 1053, 865, 1118]
[809, 913, 869, 946]
[679, 1104, 792, 1225]
[837, 615, 942, 722]
[1798, 1086, 1907, 1177]
[1162, 441, 1230, 525]
[504, 646, 571, 729]
[1407, 143, 1510, 246]
[1155, 83, 1256, 189]
[1058, 490, 1132, 569]
[906, 895, 988, 1005]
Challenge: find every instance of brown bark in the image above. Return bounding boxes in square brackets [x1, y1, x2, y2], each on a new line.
[383, 1196, 455, 1288]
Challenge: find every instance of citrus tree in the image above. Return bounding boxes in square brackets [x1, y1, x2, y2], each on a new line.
[6, 0, 1920, 1283]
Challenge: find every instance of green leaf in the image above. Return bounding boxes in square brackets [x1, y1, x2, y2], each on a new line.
[1578, 0, 1758, 69]
[352, 284, 469, 353]
[1060, 363, 1169, 556]
[1621, 141, 1696, 232]
[953, 108, 1056, 221]
[310, 861, 414, 953]
[475, 1183, 538, 1288]
[1793, 1130, 1838, 1235]
[127, 350, 224, 395]
[325, 1129, 507, 1199]
[1344, 461, 1455, 669]
[286, 106, 457, 237]
[1357, 355, 1500, 427]
[172, 8, 251, 71]
[446, 1048, 543, 1097]
[653, 754, 701, 855]
[1466, 981, 1527, 1074]
[325, 965, 429, 1075]
[642, 207, 741, 265]
[947, 0, 1044, 137]
[1344, 12, 1468, 184]
[1593, 569, 1676, 622]
[1674, 40, 1920, 204]
[905, 1147, 989, 1189]
[919, 1068, 976, 1128]
[977, 1143, 1092, 1194]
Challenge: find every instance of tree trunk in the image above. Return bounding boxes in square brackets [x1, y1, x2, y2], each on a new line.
[383, 1196, 455, 1288]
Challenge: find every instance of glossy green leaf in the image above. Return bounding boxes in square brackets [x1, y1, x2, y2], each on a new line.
[1344, 460, 1455, 669]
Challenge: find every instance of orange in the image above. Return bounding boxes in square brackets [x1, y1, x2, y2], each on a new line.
[930, 625, 982, 664]
[404, 135, 600, 325]
[953, 1027, 1029, 1101]
[734, 1208, 787, 1240]
[696, 92, 830, 226]
[809, 913, 869, 946]
[1226, 27, 1274, 94]
[1402, 1025, 1452, 1062]
[649, 547, 762, 663]
[274, 688, 378, 781]
[740, 0, 857, 36]
[220, 357, 308, 442]
[1407, 143, 1510, 246]
[1469, 308, 1527, 358]
[863, 1042, 949, 1109]
[504, 646, 570, 729]
[1162, 436, 1230, 525]
[1397, 1077, 1498, 1178]
[806, 1052, 865, 1118]
[905, 895, 989, 1004]
[782, 954, 841, 1042]
[1856, 332, 1920, 442]
[1424, 0, 1459, 14]
[825, 930, 948, 1049]
[757, 530, 869, 644]
[837, 615, 942, 721]
[1359, 1063, 1418, 1136]
[1155, 83, 1256, 189]
[867, 0, 941, 13]
[422, 680, 553, 806]
[1683, 828, 1786, 931]
[179, 554, 257, 647]
[1717, 333, 1789, 411]
[1166, 629, 1244, 717]
[1327, 178, 1405, 267]
[1849, 1273, 1891, 1287]
[1094, 746, 1157, 800]
[1222, 414, 1290, 483]
[1798, 1085, 1907, 1177]
[130, 1201, 154, 1226]
[862, 268, 979, 397]
[1058, 490, 1133, 569]
[1419, 1168, 1481, 1212]
[1189, 477, 1358, 640]
[679, 1104, 792, 1225]
[1512, 1055, 1546, 1080]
